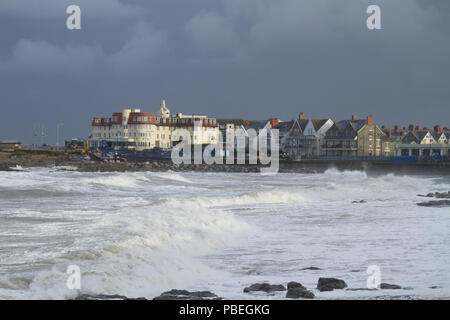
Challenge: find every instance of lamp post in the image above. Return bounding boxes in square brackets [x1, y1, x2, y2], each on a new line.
[56, 123, 64, 148]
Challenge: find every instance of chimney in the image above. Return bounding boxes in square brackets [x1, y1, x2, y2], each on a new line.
[415, 125, 421, 131]
[366, 115, 374, 125]
[381, 125, 386, 130]
[244, 120, 251, 127]
[434, 125, 441, 133]
[444, 127, 449, 132]
[269, 118, 279, 128]
[400, 130, 405, 136]
[299, 112, 305, 120]
[386, 130, 392, 138]
[394, 125, 399, 131]
[352, 115, 357, 121]
[408, 124, 414, 131]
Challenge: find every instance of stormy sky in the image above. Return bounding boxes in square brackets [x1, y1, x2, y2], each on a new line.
[0, 0, 449, 144]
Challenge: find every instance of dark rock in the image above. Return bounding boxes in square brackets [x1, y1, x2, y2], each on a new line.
[380, 283, 402, 290]
[153, 289, 221, 300]
[317, 278, 348, 292]
[417, 200, 450, 207]
[300, 266, 321, 271]
[286, 287, 315, 299]
[434, 191, 450, 199]
[352, 200, 367, 203]
[243, 283, 286, 293]
[429, 286, 441, 289]
[287, 281, 305, 290]
[422, 191, 450, 199]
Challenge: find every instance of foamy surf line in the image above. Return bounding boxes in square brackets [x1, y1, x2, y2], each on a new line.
[155, 190, 310, 209]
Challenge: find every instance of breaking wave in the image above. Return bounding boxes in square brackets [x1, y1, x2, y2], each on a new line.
[1, 199, 253, 299]
[81, 175, 151, 188]
[156, 189, 309, 209]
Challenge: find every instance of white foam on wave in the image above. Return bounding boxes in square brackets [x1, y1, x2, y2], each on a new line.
[2, 168, 449, 300]
[309, 169, 439, 203]
[323, 168, 368, 179]
[9, 165, 26, 171]
[81, 174, 150, 188]
[149, 171, 192, 184]
[8, 199, 253, 299]
[157, 189, 309, 209]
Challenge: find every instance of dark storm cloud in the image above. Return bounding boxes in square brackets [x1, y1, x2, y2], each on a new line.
[0, 0, 449, 143]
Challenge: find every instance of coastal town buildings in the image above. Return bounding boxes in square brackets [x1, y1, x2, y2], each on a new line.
[297, 114, 334, 157]
[277, 120, 302, 157]
[380, 136, 396, 157]
[322, 115, 390, 157]
[216, 118, 246, 149]
[90, 100, 220, 151]
[0, 141, 22, 152]
[276, 113, 334, 158]
[322, 116, 363, 157]
[89, 101, 448, 160]
[396, 126, 449, 157]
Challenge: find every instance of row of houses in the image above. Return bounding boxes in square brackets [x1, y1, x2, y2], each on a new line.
[217, 114, 393, 158]
[90, 100, 449, 158]
[217, 114, 449, 159]
[390, 126, 449, 157]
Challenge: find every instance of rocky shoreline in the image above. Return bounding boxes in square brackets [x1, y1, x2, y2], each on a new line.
[417, 191, 450, 207]
[74, 277, 424, 300]
[2, 152, 450, 174]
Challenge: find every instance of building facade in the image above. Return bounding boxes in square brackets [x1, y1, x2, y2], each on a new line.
[298, 116, 334, 157]
[90, 100, 220, 151]
[323, 115, 386, 157]
[396, 127, 449, 157]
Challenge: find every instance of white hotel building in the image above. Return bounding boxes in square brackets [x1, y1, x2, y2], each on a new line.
[90, 100, 220, 151]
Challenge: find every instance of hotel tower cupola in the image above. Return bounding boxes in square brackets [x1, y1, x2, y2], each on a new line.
[157, 99, 170, 118]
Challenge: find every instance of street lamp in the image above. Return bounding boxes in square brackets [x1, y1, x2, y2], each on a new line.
[56, 123, 64, 148]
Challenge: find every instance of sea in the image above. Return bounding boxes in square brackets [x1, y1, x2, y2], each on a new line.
[0, 167, 449, 299]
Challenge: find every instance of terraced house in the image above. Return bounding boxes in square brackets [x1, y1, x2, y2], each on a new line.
[396, 126, 449, 157]
[323, 115, 389, 157]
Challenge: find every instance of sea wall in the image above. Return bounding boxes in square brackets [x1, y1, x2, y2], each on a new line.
[1, 152, 450, 175]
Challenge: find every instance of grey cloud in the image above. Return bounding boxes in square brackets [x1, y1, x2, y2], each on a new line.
[108, 21, 168, 72]
[0, 40, 103, 74]
[0, 0, 449, 144]
[0, 0, 142, 19]
[0, 21, 166, 74]
[185, 11, 235, 53]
